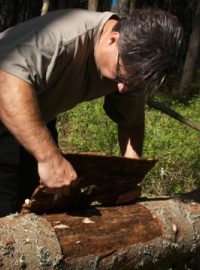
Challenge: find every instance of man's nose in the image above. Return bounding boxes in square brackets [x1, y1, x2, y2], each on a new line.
[117, 82, 127, 93]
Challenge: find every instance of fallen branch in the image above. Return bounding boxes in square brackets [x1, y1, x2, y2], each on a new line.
[147, 98, 200, 132]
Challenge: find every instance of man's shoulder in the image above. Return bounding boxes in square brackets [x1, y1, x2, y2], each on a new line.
[34, 9, 117, 43]
[41, 9, 116, 29]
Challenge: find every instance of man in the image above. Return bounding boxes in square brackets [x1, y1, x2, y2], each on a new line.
[0, 8, 183, 216]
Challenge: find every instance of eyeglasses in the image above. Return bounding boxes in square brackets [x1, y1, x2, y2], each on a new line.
[114, 52, 129, 88]
[114, 52, 140, 98]
[114, 53, 132, 95]
[115, 52, 122, 84]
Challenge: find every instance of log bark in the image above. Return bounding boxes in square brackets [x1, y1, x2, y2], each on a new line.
[21, 153, 156, 214]
[1, 190, 200, 269]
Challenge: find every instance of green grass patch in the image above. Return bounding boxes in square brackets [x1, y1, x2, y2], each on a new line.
[57, 98, 119, 155]
[143, 95, 200, 196]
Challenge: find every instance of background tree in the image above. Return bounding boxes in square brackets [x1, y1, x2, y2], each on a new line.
[88, 0, 98, 11]
[179, 0, 200, 97]
[0, 0, 42, 31]
[112, 0, 134, 16]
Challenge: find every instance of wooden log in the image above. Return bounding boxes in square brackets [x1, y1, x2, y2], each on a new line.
[1, 190, 200, 269]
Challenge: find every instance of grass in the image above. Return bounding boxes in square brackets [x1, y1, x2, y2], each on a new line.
[57, 98, 119, 155]
[57, 94, 200, 197]
[143, 95, 200, 196]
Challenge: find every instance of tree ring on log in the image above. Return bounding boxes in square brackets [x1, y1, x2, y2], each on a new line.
[0, 213, 63, 269]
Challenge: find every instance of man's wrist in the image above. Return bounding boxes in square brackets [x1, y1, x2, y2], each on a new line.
[36, 144, 61, 163]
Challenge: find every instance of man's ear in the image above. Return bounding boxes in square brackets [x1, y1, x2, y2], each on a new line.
[108, 31, 120, 45]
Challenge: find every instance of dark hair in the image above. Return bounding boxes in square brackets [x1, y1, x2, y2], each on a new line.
[113, 8, 184, 94]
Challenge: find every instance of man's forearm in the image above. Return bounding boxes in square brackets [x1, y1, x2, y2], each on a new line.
[0, 70, 77, 189]
[118, 122, 144, 158]
[0, 70, 59, 161]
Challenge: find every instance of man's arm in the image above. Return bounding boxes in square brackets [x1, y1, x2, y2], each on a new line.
[118, 122, 144, 159]
[0, 70, 77, 189]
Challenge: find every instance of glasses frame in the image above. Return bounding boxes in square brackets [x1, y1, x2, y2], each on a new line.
[115, 52, 122, 84]
[114, 52, 140, 97]
[114, 52, 130, 89]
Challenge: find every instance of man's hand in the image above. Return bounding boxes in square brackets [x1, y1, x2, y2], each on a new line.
[118, 124, 144, 159]
[123, 138, 141, 159]
[38, 151, 77, 188]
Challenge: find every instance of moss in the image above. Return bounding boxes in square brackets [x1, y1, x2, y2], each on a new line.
[0, 243, 14, 256]
[37, 246, 53, 266]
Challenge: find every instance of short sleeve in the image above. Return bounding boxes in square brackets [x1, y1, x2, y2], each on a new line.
[103, 92, 145, 127]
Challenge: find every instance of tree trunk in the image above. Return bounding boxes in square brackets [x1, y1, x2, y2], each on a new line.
[0, 0, 85, 30]
[41, 0, 49, 15]
[88, 0, 99, 11]
[113, 0, 130, 16]
[101, 0, 112, 11]
[1, 190, 200, 269]
[178, 0, 200, 97]
[129, 0, 136, 14]
[0, 0, 42, 31]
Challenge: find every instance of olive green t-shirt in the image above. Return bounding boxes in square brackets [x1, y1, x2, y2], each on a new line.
[0, 9, 144, 126]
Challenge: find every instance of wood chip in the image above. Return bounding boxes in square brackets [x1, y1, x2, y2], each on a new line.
[24, 199, 31, 205]
[53, 224, 69, 229]
[82, 218, 95, 224]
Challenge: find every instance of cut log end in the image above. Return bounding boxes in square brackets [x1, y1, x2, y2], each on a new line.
[0, 213, 63, 269]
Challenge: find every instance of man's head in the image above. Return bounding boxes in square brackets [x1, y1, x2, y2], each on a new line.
[95, 8, 184, 94]
[114, 8, 184, 94]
